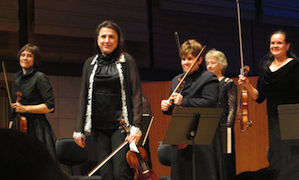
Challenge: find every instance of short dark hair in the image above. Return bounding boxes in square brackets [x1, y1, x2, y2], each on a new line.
[17, 43, 41, 68]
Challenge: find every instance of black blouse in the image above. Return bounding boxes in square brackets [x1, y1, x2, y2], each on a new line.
[11, 67, 55, 110]
[256, 59, 299, 116]
[75, 53, 142, 133]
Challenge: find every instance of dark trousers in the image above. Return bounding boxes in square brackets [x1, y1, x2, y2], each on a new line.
[91, 129, 134, 180]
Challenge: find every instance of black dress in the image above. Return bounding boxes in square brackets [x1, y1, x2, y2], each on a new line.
[163, 65, 226, 180]
[217, 77, 237, 180]
[11, 67, 56, 159]
[256, 59, 299, 172]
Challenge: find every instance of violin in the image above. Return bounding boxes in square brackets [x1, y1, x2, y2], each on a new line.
[2, 61, 27, 133]
[237, 66, 252, 133]
[236, 0, 252, 133]
[126, 147, 158, 180]
[121, 120, 158, 180]
[16, 91, 28, 133]
[87, 119, 157, 179]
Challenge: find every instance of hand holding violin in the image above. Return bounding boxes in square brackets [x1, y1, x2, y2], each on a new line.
[11, 102, 27, 113]
[238, 75, 259, 101]
[125, 129, 141, 144]
[238, 74, 250, 89]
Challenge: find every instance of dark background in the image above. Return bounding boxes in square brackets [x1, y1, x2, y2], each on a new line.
[1, 0, 299, 81]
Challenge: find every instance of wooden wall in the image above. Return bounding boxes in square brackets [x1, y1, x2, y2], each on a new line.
[141, 76, 269, 178]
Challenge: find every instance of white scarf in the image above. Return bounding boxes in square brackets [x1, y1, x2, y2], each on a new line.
[84, 54, 128, 132]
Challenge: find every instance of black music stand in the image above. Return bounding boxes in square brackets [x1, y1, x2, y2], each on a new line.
[162, 107, 222, 180]
[278, 104, 299, 140]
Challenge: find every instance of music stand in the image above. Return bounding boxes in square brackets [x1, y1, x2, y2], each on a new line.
[278, 104, 299, 140]
[162, 107, 222, 180]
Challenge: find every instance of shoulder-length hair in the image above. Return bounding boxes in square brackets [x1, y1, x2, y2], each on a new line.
[260, 30, 298, 69]
[94, 20, 126, 57]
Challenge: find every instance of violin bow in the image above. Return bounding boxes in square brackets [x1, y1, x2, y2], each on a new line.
[236, 0, 244, 116]
[141, 115, 154, 146]
[87, 141, 128, 177]
[2, 61, 12, 107]
[87, 120, 133, 177]
[174, 31, 181, 54]
[236, 0, 252, 133]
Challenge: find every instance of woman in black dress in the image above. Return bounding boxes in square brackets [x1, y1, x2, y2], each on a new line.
[206, 49, 237, 180]
[239, 30, 299, 173]
[73, 20, 142, 180]
[10, 43, 56, 159]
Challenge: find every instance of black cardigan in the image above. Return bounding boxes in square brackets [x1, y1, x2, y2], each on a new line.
[75, 53, 142, 133]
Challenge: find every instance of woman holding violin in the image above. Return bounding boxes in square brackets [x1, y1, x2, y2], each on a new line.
[238, 30, 299, 174]
[73, 20, 143, 180]
[161, 39, 226, 180]
[10, 43, 56, 159]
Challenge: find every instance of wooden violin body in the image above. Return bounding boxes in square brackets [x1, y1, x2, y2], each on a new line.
[238, 89, 252, 133]
[126, 147, 158, 180]
[120, 120, 157, 180]
[237, 66, 252, 133]
[16, 91, 28, 133]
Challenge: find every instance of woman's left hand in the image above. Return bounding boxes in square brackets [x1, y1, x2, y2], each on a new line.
[11, 102, 26, 113]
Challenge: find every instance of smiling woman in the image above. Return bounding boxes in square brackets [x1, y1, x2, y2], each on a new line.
[19, 51, 34, 73]
[269, 33, 292, 72]
[238, 30, 299, 175]
[10, 43, 57, 159]
[97, 28, 119, 55]
[73, 20, 143, 180]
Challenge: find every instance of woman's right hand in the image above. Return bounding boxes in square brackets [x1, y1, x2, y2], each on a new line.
[238, 74, 250, 89]
[161, 99, 172, 111]
[238, 74, 259, 100]
[74, 137, 85, 148]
